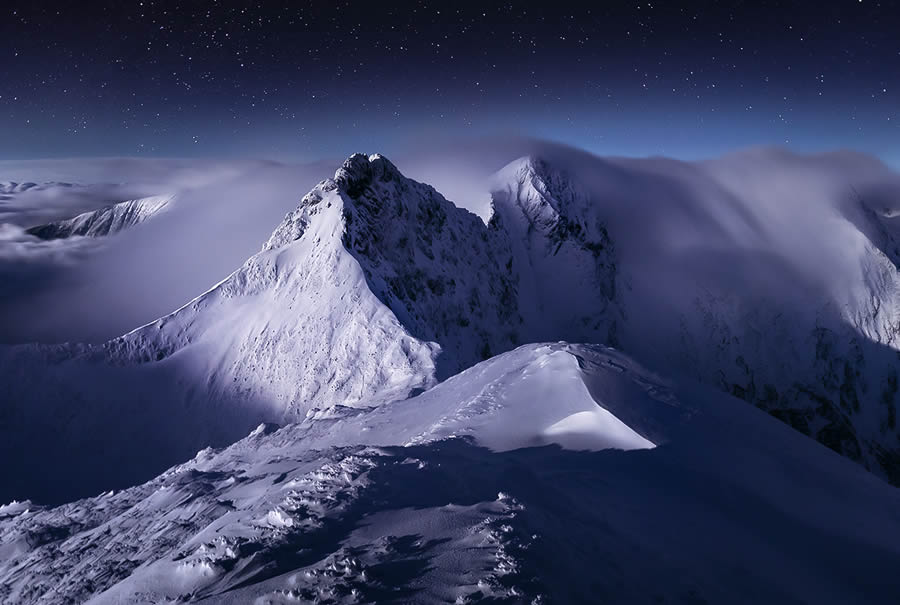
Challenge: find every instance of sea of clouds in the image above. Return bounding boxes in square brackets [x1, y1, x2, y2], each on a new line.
[2, 138, 900, 345]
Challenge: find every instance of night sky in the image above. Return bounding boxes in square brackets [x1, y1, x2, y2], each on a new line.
[2, 1, 899, 162]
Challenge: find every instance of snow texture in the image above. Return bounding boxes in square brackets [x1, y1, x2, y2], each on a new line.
[1, 344, 898, 604]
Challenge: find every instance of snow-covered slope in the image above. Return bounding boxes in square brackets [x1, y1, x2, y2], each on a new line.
[24, 194, 174, 239]
[0, 156, 462, 502]
[488, 157, 620, 345]
[2, 343, 897, 604]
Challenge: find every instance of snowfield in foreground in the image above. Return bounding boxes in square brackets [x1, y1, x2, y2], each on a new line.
[2, 344, 898, 604]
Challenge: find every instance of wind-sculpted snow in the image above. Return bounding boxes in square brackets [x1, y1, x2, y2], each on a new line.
[24, 194, 175, 239]
[2, 344, 898, 604]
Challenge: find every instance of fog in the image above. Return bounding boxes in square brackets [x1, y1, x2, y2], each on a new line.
[0, 157, 339, 342]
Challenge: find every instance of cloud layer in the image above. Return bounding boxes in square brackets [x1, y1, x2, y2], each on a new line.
[2, 141, 900, 346]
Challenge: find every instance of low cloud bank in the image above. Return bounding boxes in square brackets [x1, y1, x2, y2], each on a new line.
[0, 157, 337, 342]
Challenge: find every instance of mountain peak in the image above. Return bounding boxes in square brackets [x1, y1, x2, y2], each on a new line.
[507, 154, 550, 177]
[263, 153, 414, 254]
[490, 155, 589, 233]
[334, 153, 403, 197]
[493, 155, 568, 188]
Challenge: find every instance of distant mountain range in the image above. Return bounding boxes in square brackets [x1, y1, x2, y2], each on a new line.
[25, 195, 174, 240]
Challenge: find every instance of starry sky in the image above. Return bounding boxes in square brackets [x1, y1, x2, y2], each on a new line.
[1, 1, 899, 163]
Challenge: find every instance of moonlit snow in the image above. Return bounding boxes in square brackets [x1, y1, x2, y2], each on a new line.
[24, 194, 174, 240]
[3, 343, 899, 604]
[2, 147, 900, 603]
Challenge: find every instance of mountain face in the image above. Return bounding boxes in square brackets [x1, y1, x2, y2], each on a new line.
[485, 154, 900, 483]
[2, 152, 900, 506]
[24, 194, 174, 239]
[2, 343, 898, 605]
[488, 157, 620, 345]
[334, 154, 523, 374]
[0, 157, 441, 502]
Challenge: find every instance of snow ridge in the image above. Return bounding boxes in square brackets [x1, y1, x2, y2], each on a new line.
[24, 194, 174, 239]
[2, 344, 898, 604]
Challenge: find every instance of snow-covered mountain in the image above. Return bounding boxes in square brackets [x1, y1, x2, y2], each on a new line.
[487, 154, 900, 482]
[1, 155, 486, 502]
[2, 343, 898, 604]
[24, 194, 175, 239]
[3, 151, 900, 508]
